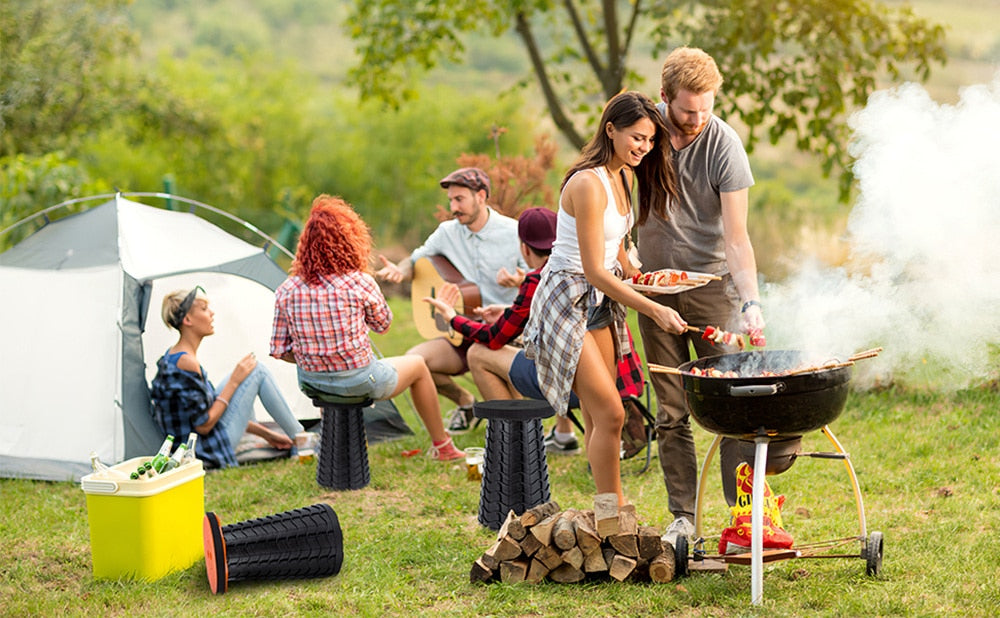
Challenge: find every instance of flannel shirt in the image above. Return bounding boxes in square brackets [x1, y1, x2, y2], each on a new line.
[523, 265, 631, 414]
[452, 268, 644, 398]
[150, 350, 236, 469]
[616, 329, 644, 398]
[450, 270, 540, 350]
[271, 272, 391, 373]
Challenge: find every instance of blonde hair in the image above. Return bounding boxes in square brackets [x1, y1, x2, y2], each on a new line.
[660, 46, 723, 101]
[161, 287, 208, 330]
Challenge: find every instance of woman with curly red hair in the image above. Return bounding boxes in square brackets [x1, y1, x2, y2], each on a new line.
[270, 194, 464, 461]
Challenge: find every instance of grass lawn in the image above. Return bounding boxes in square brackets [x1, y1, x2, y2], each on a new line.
[2, 298, 998, 616]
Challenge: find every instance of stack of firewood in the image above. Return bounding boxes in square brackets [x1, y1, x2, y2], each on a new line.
[470, 493, 677, 584]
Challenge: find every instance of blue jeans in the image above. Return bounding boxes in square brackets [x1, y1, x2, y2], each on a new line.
[509, 350, 580, 410]
[215, 363, 304, 448]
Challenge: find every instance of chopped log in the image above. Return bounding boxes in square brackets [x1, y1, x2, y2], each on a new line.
[583, 547, 609, 573]
[549, 563, 585, 583]
[631, 557, 650, 582]
[498, 509, 527, 541]
[535, 544, 564, 570]
[602, 547, 617, 571]
[648, 552, 676, 583]
[594, 493, 620, 538]
[473, 504, 683, 585]
[525, 558, 551, 584]
[552, 510, 578, 550]
[618, 508, 638, 534]
[518, 532, 543, 557]
[507, 517, 527, 541]
[482, 536, 522, 570]
[572, 511, 602, 555]
[530, 513, 558, 546]
[608, 508, 639, 556]
[608, 554, 637, 582]
[561, 545, 584, 570]
[470, 557, 494, 584]
[520, 500, 561, 527]
[638, 526, 664, 561]
[500, 558, 530, 583]
[608, 530, 638, 557]
[497, 510, 516, 539]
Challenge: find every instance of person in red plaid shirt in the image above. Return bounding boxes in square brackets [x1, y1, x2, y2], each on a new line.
[424, 208, 646, 455]
[422, 208, 564, 435]
[270, 194, 464, 461]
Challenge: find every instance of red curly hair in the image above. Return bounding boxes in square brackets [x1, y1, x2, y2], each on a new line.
[291, 195, 372, 285]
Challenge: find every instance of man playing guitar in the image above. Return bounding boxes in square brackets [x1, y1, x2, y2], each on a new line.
[375, 167, 525, 432]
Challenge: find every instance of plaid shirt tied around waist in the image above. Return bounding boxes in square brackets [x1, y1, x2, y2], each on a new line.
[523, 265, 631, 415]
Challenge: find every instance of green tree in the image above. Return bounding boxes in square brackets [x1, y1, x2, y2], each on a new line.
[0, 153, 111, 250]
[346, 0, 946, 197]
[0, 0, 138, 158]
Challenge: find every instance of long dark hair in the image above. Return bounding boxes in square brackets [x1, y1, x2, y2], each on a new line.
[562, 91, 678, 224]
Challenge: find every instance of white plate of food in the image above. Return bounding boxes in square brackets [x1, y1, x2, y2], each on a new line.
[626, 269, 720, 294]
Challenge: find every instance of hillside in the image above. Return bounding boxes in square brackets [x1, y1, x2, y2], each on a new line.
[123, 0, 1000, 277]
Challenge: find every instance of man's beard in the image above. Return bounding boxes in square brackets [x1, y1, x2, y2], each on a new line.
[668, 104, 706, 137]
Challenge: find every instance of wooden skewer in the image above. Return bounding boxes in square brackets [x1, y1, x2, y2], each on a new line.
[786, 360, 855, 376]
[648, 363, 685, 375]
[848, 347, 883, 362]
[684, 325, 702, 333]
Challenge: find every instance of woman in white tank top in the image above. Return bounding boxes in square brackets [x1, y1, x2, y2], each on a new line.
[524, 91, 689, 507]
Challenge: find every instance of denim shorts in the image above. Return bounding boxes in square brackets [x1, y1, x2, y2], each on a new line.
[586, 295, 614, 331]
[509, 350, 580, 410]
[298, 360, 399, 401]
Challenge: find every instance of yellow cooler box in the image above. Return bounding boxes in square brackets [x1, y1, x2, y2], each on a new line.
[81, 456, 205, 580]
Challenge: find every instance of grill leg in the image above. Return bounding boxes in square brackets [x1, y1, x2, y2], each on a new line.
[751, 437, 769, 606]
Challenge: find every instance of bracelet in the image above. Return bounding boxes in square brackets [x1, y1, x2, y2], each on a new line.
[741, 300, 761, 313]
[216, 396, 229, 407]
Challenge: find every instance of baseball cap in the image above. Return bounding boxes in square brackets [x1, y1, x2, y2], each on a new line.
[517, 207, 558, 251]
[439, 167, 491, 197]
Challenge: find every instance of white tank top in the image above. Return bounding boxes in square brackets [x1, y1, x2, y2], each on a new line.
[548, 167, 632, 273]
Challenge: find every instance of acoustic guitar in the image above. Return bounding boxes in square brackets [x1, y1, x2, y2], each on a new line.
[411, 255, 482, 346]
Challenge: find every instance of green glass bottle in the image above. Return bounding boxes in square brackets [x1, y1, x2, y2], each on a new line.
[150, 435, 175, 473]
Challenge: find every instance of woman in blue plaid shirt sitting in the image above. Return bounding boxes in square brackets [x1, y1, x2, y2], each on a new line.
[150, 287, 305, 469]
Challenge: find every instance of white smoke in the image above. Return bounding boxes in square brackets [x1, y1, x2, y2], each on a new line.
[762, 75, 1000, 389]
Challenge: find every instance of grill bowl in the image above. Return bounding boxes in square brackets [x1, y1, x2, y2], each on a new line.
[678, 350, 852, 440]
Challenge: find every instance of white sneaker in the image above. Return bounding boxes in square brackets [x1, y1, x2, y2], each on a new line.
[446, 404, 475, 434]
[661, 516, 695, 548]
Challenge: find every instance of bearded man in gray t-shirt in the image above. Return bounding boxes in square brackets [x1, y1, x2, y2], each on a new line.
[636, 47, 767, 550]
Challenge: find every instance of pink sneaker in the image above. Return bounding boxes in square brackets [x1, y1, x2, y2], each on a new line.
[428, 437, 465, 461]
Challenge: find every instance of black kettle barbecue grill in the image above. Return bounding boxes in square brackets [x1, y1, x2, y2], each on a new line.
[661, 349, 883, 605]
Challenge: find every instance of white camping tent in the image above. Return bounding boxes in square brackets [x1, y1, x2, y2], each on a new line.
[0, 195, 318, 481]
